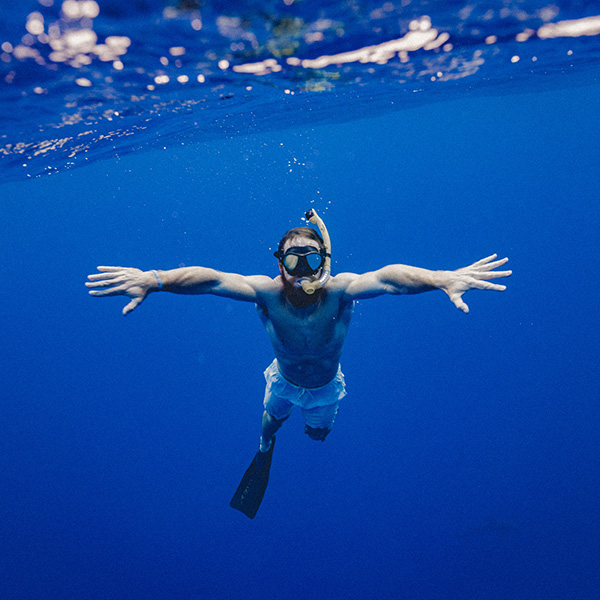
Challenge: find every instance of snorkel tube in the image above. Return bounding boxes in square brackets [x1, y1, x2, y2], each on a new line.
[300, 209, 331, 295]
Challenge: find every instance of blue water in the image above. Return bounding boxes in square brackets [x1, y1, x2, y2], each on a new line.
[2, 2, 600, 599]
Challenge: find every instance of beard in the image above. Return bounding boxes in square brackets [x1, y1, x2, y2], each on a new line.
[281, 274, 323, 308]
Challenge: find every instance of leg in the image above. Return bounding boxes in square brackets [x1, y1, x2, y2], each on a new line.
[304, 424, 332, 442]
[260, 411, 289, 453]
[301, 403, 339, 443]
[261, 360, 294, 452]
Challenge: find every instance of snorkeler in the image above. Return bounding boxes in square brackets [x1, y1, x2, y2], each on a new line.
[85, 209, 511, 518]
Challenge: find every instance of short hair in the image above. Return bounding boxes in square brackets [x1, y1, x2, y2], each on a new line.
[277, 227, 325, 256]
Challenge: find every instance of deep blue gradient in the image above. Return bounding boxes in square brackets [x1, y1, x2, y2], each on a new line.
[2, 70, 600, 600]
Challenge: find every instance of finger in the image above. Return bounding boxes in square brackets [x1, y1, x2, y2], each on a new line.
[123, 298, 142, 316]
[87, 272, 123, 283]
[470, 280, 507, 291]
[85, 275, 125, 288]
[474, 257, 509, 272]
[96, 266, 124, 272]
[452, 296, 469, 313]
[473, 269, 512, 280]
[470, 254, 497, 268]
[88, 285, 127, 297]
[85, 279, 124, 289]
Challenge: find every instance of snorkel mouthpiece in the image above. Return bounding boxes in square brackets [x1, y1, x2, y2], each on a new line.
[301, 209, 331, 294]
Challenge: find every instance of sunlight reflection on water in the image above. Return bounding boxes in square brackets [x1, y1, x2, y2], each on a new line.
[1, 1, 599, 180]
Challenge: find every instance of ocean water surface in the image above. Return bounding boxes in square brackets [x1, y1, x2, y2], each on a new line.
[1, 1, 600, 599]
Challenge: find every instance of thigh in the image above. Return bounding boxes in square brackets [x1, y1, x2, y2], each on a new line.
[264, 386, 295, 421]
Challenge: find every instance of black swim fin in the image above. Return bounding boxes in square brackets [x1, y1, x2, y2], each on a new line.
[230, 438, 276, 519]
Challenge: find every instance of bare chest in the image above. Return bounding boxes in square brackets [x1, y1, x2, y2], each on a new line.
[262, 295, 350, 355]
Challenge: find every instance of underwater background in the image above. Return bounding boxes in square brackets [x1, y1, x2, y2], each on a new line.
[1, 1, 600, 599]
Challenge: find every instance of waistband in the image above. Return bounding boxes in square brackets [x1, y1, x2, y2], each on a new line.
[275, 359, 340, 390]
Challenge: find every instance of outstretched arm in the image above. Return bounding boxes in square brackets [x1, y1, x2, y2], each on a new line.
[86, 266, 270, 316]
[342, 254, 511, 313]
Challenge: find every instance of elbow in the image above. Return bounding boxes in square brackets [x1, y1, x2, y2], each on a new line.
[385, 283, 408, 295]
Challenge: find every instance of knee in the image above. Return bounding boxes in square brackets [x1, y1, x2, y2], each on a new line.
[263, 410, 289, 424]
[304, 425, 332, 442]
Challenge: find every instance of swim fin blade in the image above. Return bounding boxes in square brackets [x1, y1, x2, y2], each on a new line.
[230, 438, 276, 519]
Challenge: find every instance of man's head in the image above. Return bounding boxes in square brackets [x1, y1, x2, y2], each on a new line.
[274, 227, 326, 302]
[275, 228, 325, 276]
[276, 227, 325, 258]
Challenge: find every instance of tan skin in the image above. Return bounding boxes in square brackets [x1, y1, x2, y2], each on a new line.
[86, 234, 511, 448]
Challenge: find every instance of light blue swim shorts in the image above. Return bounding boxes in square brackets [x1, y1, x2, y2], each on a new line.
[263, 359, 347, 432]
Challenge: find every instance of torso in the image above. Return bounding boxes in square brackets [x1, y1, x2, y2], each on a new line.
[255, 275, 354, 387]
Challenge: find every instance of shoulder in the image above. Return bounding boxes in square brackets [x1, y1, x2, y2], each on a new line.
[322, 273, 360, 306]
[328, 270, 388, 301]
[326, 272, 360, 293]
[244, 274, 279, 288]
[246, 274, 283, 301]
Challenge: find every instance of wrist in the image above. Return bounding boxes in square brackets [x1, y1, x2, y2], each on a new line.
[147, 270, 163, 291]
[435, 270, 452, 289]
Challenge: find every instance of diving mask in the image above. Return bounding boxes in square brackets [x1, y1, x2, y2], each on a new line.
[276, 246, 325, 277]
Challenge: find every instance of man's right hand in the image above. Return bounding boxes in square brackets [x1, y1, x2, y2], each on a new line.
[86, 266, 158, 315]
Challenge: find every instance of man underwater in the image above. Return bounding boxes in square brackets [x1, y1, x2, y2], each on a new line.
[86, 210, 511, 518]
